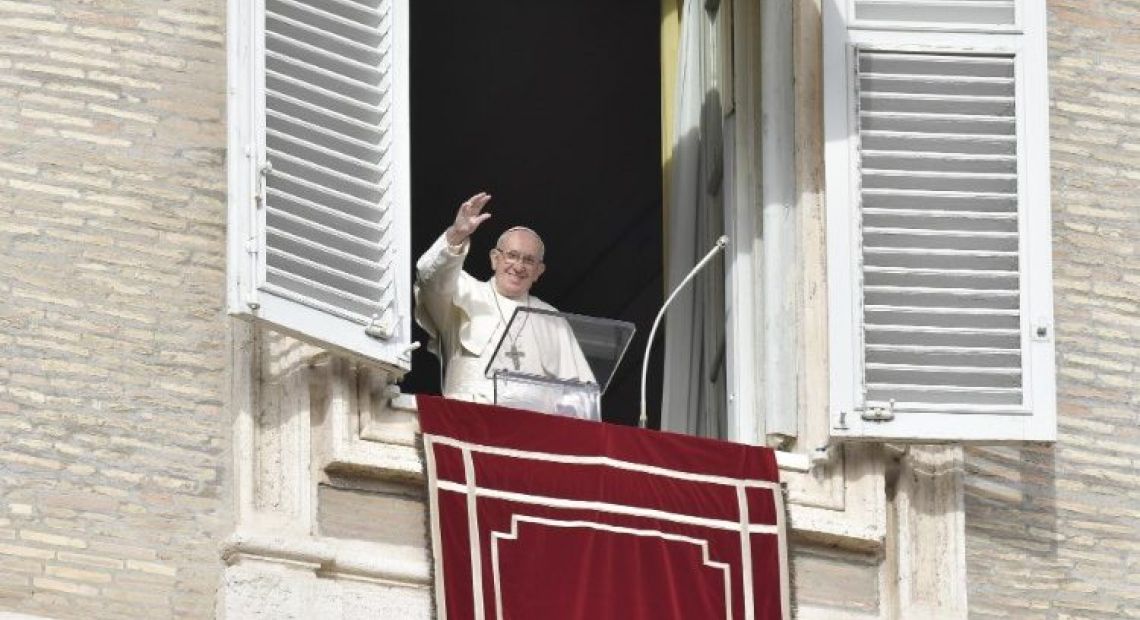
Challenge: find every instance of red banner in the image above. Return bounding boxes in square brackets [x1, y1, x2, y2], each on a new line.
[419, 396, 789, 620]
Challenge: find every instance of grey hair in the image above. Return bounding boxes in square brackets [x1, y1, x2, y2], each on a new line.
[496, 226, 545, 261]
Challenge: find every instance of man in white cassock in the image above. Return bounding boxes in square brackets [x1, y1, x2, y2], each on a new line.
[414, 192, 597, 418]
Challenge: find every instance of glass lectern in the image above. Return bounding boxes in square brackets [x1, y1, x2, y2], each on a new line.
[484, 307, 636, 421]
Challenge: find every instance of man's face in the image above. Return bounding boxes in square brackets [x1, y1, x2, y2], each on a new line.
[490, 230, 546, 299]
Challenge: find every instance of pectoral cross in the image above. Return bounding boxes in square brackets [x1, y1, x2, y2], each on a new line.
[504, 342, 525, 371]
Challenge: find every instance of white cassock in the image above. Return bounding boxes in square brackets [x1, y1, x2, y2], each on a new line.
[414, 233, 597, 418]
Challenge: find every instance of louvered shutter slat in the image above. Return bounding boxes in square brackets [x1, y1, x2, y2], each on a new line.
[267, 189, 385, 236]
[866, 363, 1021, 375]
[863, 231, 1018, 257]
[855, 1, 1015, 25]
[268, 90, 387, 138]
[264, 267, 378, 319]
[267, 32, 384, 81]
[865, 306, 1019, 330]
[267, 127, 387, 178]
[272, 170, 383, 216]
[267, 69, 385, 120]
[864, 212, 1017, 234]
[863, 208, 1017, 218]
[866, 344, 1021, 369]
[265, 252, 386, 306]
[864, 247, 1018, 258]
[865, 266, 1018, 278]
[266, 53, 385, 109]
[861, 134, 1015, 156]
[861, 113, 1013, 135]
[862, 151, 1017, 170]
[860, 73, 1014, 96]
[315, 0, 388, 23]
[268, 149, 385, 201]
[268, 109, 382, 158]
[266, 226, 385, 280]
[866, 385, 1021, 405]
[271, 0, 382, 42]
[864, 286, 1019, 303]
[862, 172, 1015, 193]
[267, 10, 383, 59]
[268, 203, 385, 255]
[862, 190, 1016, 211]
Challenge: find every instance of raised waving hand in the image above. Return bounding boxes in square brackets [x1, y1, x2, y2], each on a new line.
[445, 192, 493, 246]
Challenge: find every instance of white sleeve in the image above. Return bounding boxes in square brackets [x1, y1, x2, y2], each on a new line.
[414, 233, 469, 340]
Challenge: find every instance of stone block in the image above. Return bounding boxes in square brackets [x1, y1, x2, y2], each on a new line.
[317, 484, 427, 548]
[791, 546, 879, 613]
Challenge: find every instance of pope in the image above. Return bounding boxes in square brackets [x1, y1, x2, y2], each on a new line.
[414, 192, 596, 411]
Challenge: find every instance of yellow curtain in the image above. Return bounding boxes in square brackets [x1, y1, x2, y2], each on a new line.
[660, 0, 680, 264]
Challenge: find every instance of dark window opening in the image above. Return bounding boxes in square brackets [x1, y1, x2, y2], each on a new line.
[404, 0, 664, 427]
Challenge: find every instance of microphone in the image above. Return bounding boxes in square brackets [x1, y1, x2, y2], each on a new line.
[640, 235, 729, 428]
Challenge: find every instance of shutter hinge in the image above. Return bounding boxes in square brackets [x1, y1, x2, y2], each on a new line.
[244, 236, 260, 310]
[859, 399, 896, 422]
[254, 161, 273, 209]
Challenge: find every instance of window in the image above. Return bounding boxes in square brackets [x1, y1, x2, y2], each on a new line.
[226, 0, 415, 371]
[823, 0, 1056, 440]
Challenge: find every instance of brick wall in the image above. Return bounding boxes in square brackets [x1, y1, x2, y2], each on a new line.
[965, 0, 1140, 617]
[0, 1, 228, 618]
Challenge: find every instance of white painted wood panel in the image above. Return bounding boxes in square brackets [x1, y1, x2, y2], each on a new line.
[823, 0, 1055, 441]
[228, 0, 413, 372]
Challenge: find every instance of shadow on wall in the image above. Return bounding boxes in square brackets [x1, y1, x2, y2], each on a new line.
[963, 443, 1058, 601]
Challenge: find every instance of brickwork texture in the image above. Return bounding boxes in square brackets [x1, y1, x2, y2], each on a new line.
[0, 1, 229, 619]
[965, 0, 1140, 618]
[3, 0, 1139, 619]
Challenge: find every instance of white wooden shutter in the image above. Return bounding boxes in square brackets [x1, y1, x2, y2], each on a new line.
[823, 0, 1055, 440]
[227, 0, 413, 371]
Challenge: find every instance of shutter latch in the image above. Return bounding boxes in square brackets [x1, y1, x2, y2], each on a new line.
[365, 308, 395, 340]
[859, 399, 896, 422]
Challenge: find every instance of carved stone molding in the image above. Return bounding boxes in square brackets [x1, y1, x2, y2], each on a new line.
[310, 357, 422, 483]
[221, 530, 430, 586]
[886, 445, 968, 618]
[222, 326, 432, 619]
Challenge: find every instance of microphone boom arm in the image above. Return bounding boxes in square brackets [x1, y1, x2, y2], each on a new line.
[640, 235, 729, 428]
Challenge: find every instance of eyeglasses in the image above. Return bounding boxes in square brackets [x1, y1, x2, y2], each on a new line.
[494, 248, 541, 268]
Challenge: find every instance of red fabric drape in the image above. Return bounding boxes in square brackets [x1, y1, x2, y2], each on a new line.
[419, 395, 787, 620]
